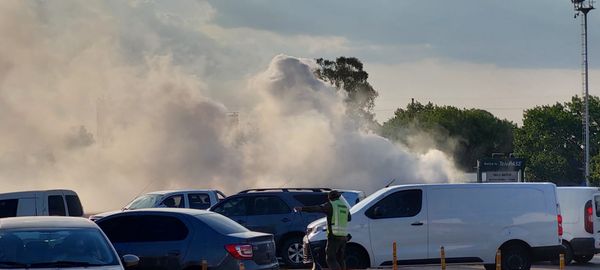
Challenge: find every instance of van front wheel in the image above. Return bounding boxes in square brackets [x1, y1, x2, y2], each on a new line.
[502, 244, 531, 270]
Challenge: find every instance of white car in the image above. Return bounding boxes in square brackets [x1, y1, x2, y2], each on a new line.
[0, 190, 83, 218]
[89, 189, 226, 221]
[305, 183, 563, 270]
[0, 216, 139, 270]
[556, 187, 600, 264]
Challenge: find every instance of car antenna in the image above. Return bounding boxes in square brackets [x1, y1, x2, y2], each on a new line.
[384, 179, 396, 188]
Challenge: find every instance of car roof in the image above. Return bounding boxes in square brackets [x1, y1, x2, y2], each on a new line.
[0, 189, 78, 196]
[108, 208, 213, 216]
[145, 189, 218, 195]
[385, 182, 557, 191]
[0, 217, 98, 230]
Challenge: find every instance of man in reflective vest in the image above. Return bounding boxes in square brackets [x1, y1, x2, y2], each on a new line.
[294, 190, 351, 270]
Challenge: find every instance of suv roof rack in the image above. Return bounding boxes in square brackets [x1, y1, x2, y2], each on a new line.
[238, 188, 332, 193]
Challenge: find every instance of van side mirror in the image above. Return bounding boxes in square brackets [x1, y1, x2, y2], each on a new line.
[122, 254, 139, 268]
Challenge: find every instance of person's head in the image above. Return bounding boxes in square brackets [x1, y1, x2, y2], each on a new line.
[328, 190, 341, 201]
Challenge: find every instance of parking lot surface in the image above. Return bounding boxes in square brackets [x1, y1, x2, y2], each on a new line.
[291, 255, 600, 269]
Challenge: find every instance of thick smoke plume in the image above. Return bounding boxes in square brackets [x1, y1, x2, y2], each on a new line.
[0, 1, 461, 212]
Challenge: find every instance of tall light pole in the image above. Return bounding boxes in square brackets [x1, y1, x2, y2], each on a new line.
[572, 0, 594, 186]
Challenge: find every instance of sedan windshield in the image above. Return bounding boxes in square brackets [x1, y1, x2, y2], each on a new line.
[0, 228, 119, 268]
[124, 194, 162, 210]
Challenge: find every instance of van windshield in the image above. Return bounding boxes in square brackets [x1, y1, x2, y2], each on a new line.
[124, 194, 162, 210]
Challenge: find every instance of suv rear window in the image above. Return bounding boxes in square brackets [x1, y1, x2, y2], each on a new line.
[293, 194, 328, 206]
[0, 199, 18, 218]
[595, 196, 600, 217]
[66, 195, 83, 216]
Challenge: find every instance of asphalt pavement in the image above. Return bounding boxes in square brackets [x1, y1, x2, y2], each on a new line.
[292, 255, 600, 269]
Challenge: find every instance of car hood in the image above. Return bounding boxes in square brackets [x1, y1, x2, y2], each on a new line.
[307, 217, 326, 230]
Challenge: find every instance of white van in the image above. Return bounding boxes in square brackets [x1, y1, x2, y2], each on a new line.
[304, 183, 563, 270]
[0, 189, 84, 218]
[556, 187, 600, 264]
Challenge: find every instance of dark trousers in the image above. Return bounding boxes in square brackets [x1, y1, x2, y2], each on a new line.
[325, 235, 347, 270]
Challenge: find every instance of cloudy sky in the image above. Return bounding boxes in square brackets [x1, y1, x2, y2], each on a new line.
[200, 0, 599, 124]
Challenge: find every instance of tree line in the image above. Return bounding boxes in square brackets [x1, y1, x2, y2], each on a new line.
[315, 56, 599, 186]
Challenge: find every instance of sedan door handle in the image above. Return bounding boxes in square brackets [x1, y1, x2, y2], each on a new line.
[281, 218, 291, 223]
[411, 221, 424, 226]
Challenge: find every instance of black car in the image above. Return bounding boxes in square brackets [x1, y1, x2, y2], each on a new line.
[96, 208, 279, 270]
[209, 188, 332, 268]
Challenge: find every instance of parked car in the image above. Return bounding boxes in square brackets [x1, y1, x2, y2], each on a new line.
[89, 189, 226, 221]
[304, 183, 563, 270]
[0, 189, 83, 218]
[96, 208, 278, 270]
[0, 216, 139, 269]
[210, 188, 340, 268]
[556, 187, 600, 264]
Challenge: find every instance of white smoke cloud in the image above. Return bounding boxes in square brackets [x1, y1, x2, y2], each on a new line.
[0, 1, 461, 212]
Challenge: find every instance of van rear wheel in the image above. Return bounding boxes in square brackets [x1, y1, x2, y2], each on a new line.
[573, 254, 594, 264]
[501, 244, 531, 270]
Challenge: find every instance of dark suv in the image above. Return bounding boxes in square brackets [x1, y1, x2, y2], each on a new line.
[210, 188, 331, 268]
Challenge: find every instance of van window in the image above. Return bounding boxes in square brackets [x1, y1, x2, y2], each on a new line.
[595, 196, 600, 217]
[366, 189, 422, 219]
[48, 195, 66, 216]
[188, 193, 211, 209]
[0, 199, 18, 218]
[66, 195, 83, 216]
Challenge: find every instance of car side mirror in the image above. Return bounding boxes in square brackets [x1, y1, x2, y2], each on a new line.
[122, 254, 139, 268]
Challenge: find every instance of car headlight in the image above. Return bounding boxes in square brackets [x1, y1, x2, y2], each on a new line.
[313, 224, 327, 234]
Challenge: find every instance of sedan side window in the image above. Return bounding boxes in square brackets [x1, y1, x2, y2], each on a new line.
[98, 216, 141, 243]
[366, 189, 422, 219]
[161, 195, 185, 208]
[212, 197, 249, 217]
[137, 215, 188, 242]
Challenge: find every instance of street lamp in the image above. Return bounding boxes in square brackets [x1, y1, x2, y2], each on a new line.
[572, 0, 594, 186]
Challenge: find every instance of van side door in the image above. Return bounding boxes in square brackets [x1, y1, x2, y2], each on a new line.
[367, 188, 428, 266]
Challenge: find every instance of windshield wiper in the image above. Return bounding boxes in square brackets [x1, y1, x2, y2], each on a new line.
[0, 261, 28, 268]
[29, 261, 107, 268]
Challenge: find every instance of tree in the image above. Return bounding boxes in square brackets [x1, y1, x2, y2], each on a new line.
[314, 57, 378, 124]
[381, 101, 515, 172]
[515, 96, 600, 186]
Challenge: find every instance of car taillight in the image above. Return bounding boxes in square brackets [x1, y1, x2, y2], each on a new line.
[585, 200, 594, 234]
[225, 244, 253, 260]
[557, 214, 563, 236]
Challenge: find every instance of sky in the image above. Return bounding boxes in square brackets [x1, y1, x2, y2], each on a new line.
[1, 0, 599, 211]
[201, 0, 600, 124]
